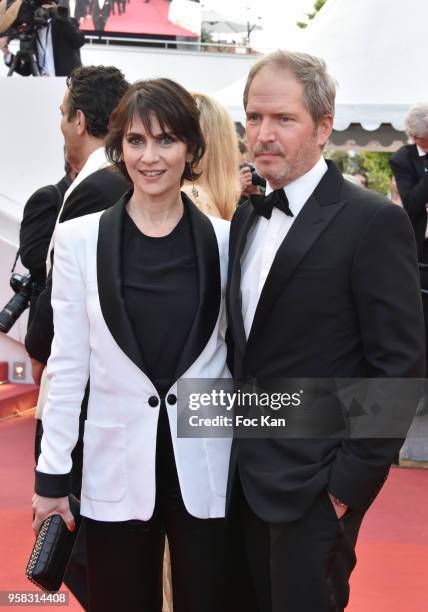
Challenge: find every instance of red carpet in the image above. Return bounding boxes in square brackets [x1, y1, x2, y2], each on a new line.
[0, 414, 81, 611]
[0, 415, 427, 610]
[0, 383, 39, 420]
[82, 0, 199, 36]
[348, 466, 428, 612]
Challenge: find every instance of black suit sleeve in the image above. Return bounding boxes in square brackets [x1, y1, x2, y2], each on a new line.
[19, 185, 61, 283]
[25, 273, 54, 364]
[390, 149, 428, 218]
[328, 204, 425, 510]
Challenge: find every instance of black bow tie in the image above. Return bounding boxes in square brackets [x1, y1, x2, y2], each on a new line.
[250, 189, 294, 220]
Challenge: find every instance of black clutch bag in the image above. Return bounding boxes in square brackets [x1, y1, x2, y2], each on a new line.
[26, 495, 81, 592]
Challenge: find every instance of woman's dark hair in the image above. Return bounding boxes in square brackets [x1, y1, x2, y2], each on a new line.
[105, 79, 206, 182]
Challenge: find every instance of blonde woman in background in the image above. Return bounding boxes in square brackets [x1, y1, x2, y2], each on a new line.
[163, 92, 239, 612]
[182, 93, 241, 221]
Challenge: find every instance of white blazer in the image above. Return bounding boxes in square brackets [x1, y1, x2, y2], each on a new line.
[37, 194, 232, 522]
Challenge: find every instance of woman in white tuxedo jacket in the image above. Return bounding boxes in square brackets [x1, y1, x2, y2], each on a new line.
[32, 79, 232, 612]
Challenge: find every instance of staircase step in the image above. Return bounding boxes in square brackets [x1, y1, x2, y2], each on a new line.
[0, 383, 39, 420]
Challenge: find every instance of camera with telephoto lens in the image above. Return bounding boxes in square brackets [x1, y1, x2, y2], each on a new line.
[0, 272, 41, 334]
[0, 0, 58, 40]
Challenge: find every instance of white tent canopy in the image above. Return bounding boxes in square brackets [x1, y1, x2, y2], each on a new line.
[216, 0, 427, 145]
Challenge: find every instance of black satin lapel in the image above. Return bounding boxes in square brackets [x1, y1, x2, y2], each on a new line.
[173, 196, 221, 381]
[247, 164, 346, 346]
[226, 204, 257, 356]
[97, 195, 147, 373]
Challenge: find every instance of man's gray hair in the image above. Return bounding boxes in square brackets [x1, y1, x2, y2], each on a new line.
[243, 49, 336, 125]
[404, 102, 428, 138]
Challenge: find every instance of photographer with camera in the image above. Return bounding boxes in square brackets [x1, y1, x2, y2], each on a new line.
[240, 162, 265, 196]
[238, 162, 266, 208]
[0, 0, 84, 76]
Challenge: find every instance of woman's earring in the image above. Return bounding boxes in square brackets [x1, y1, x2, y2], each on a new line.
[189, 167, 199, 198]
[191, 183, 199, 198]
[189, 167, 200, 206]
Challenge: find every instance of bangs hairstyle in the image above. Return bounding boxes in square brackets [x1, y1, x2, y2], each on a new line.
[105, 79, 206, 182]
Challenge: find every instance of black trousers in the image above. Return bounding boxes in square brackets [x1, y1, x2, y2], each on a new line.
[84, 404, 231, 612]
[228, 475, 365, 612]
[35, 404, 88, 610]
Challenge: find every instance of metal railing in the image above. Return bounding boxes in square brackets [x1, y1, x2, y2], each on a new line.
[83, 34, 257, 55]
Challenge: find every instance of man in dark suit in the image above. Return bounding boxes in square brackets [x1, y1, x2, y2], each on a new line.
[26, 65, 129, 376]
[390, 103, 428, 262]
[90, 0, 111, 31]
[390, 104, 428, 377]
[226, 50, 425, 612]
[1, 4, 85, 76]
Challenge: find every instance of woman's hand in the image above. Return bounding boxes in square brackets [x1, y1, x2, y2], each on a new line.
[31, 358, 45, 386]
[32, 494, 75, 536]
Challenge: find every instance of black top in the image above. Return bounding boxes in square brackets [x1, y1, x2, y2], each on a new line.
[121, 206, 199, 395]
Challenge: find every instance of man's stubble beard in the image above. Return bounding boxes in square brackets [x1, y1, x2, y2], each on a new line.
[254, 132, 319, 189]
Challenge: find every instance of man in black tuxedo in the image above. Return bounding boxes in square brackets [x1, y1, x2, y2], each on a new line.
[226, 50, 425, 612]
[390, 103, 428, 375]
[390, 103, 428, 262]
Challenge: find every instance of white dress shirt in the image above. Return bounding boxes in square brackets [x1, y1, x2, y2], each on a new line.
[240, 156, 328, 339]
[417, 145, 428, 161]
[36, 21, 55, 76]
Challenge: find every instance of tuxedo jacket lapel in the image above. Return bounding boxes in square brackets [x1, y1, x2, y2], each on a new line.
[247, 162, 347, 347]
[227, 204, 257, 357]
[98, 192, 221, 382]
[173, 196, 221, 380]
[97, 193, 147, 374]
